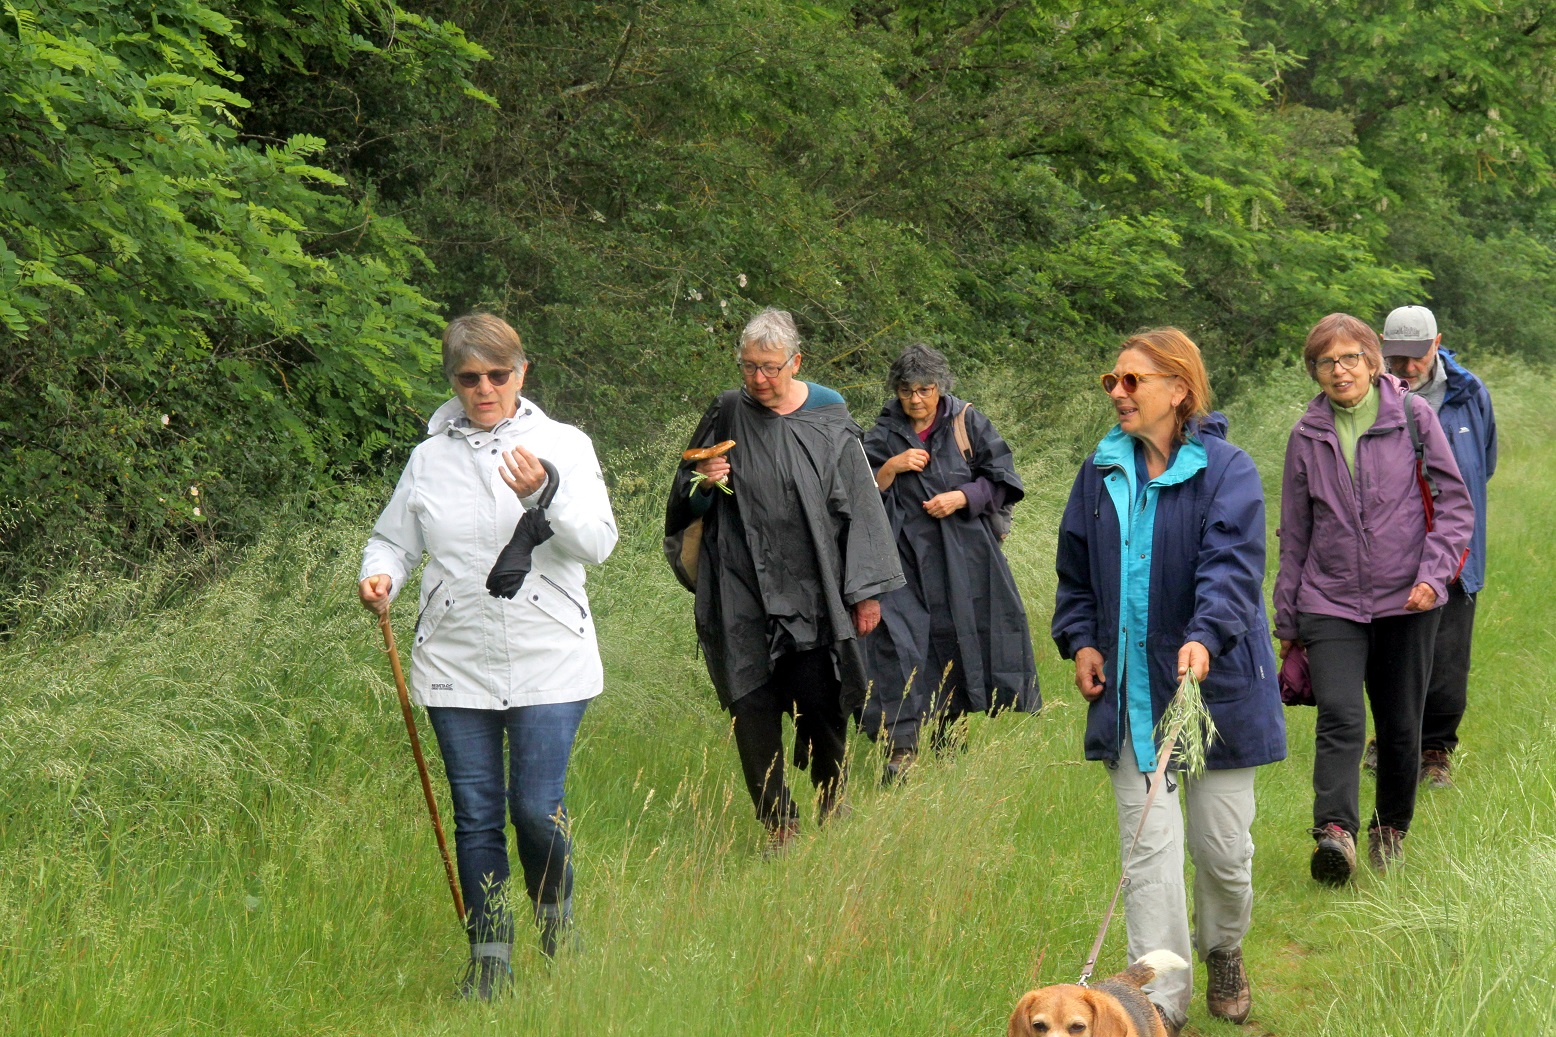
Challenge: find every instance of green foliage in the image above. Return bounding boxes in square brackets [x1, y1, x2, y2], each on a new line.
[0, 1, 484, 609]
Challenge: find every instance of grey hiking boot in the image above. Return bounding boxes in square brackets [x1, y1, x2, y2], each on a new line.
[1205, 947, 1252, 1023]
[1420, 748, 1453, 788]
[1367, 825, 1405, 873]
[1362, 737, 1378, 772]
[762, 818, 799, 859]
[1310, 823, 1357, 886]
[458, 945, 513, 1001]
[536, 900, 580, 959]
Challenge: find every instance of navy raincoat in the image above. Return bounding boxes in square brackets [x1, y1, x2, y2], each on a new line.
[1436, 349, 1497, 593]
[859, 394, 1039, 738]
[1052, 414, 1286, 771]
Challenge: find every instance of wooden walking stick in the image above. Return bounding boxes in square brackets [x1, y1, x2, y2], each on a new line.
[378, 611, 466, 924]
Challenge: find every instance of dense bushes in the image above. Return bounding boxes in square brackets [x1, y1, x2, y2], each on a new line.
[4, 1, 1555, 616]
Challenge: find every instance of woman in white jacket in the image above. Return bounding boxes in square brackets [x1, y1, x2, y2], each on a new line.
[358, 313, 617, 998]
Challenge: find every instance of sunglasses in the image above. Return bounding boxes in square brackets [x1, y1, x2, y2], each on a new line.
[1100, 371, 1173, 394]
[454, 368, 515, 388]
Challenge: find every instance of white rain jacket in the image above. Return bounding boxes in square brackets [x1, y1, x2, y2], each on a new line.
[361, 396, 618, 709]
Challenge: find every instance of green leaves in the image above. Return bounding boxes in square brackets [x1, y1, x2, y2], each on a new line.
[0, 1, 479, 588]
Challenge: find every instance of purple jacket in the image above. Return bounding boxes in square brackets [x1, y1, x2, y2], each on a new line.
[1273, 374, 1474, 640]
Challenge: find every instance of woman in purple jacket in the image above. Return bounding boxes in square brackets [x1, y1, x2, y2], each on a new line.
[1274, 313, 1473, 885]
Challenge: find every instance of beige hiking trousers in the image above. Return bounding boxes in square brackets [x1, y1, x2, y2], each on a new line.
[1107, 745, 1256, 1028]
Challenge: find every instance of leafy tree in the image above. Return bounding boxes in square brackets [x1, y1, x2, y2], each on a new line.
[0, 1, 483, 601]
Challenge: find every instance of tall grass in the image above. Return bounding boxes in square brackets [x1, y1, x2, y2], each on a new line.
[1, 357, 1551, 1034]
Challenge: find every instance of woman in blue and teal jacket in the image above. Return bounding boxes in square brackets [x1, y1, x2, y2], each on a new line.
[1051, 328, 1285, 1033]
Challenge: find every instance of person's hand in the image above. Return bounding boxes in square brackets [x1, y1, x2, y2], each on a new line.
[885, 448, 929, 476]
[922, 490, 968, 519]
[1278, 638, 1296, 663]
[499, 444, 548, 499]
[694, 454, 732, 491]
[1404, 582, 1438, 611]
[1177, 640, 1210, 681]
[1074, 646, 1106, 701]
[852, 598, 881, 636]
[358, 574, 392, 616]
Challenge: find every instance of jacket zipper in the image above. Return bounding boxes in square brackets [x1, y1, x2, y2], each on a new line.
[540, 574, 588, 619]
[415, 580, 445, 638]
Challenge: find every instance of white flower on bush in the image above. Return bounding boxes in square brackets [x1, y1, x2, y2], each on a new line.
[687, 289, 703, 301]
[189, 486, 199, 497]
[737, 273, 748, 288]
[193, 507, 202, 517]
[160, 414, 170, 426]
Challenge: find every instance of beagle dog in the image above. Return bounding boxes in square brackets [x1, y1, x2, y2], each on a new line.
[1008, 951, 1188, 1037]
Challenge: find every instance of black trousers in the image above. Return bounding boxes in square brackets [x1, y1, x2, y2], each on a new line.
[1421, 582, 1477, 754]
[1300, 609, 1440, 836]
[729, 647, 848, 828]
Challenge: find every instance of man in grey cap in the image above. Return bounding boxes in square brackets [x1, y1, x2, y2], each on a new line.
[1378, 304, 1497, 788]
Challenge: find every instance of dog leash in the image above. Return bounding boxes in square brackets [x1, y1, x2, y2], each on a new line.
[1076, 718, 1184, 986]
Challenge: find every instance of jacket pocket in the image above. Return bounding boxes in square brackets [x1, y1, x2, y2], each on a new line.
[525, 575, 590, 637]
[415, 580, 452, 647]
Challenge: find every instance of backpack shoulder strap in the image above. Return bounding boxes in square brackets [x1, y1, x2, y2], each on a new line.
[952, 403, 974, 461]
[1402, 390, 1440, 501]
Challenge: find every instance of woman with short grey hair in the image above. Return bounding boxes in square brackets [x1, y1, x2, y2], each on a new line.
[861, 343, 1039, 782]
[441, 312, 528, 380]
[739, 306, 801, 359]
[360, 312, 617, 998]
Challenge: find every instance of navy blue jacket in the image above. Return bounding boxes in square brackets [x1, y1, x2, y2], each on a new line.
[1052, 414, 1286, 770]
[1436, 349, 1497, 593]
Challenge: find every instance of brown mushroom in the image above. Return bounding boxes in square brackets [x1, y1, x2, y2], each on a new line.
[682, 439, 736, 462]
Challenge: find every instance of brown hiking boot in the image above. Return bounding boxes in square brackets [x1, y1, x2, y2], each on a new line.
[1205, 947, 1252, 1023]
[881, 746, 916, 786]
[1367, 825, 1405, 872]
[1310, 823, 1356, 886]
[1420, 748, 1453, 788]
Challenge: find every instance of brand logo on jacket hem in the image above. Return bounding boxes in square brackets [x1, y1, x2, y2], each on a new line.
[430, 683, 454, 691]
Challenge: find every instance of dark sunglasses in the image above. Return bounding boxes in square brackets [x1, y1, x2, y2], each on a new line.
[454, 368, 515, 388]
[1100, 371, 1173, 394]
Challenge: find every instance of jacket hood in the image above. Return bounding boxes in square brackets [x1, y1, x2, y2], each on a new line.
[426, 396, 547, 437]
[873, 392, 966, 436]
[1439, 348, 1480, 406]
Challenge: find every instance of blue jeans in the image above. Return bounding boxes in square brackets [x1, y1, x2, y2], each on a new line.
[426, 700, 587, 946]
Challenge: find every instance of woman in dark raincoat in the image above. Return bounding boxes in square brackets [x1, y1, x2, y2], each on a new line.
[860, 344, 1039, 782]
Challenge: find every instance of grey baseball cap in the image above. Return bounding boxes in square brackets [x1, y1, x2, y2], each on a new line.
[1381, 305, 1439, 358]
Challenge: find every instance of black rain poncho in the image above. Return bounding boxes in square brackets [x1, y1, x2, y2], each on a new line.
[665, 388, 905, 712]
[858, 394, 1039, 737]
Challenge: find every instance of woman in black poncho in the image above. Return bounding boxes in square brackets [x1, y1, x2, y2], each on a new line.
[860, 344, 1040, 783]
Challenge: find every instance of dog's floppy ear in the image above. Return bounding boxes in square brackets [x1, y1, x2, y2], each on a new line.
[1007, 990, 1042, 1037]
[1081, 988, 1139, 1037]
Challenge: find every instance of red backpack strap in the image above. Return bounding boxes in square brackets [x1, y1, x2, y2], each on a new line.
[1402, 390, 1437, 532]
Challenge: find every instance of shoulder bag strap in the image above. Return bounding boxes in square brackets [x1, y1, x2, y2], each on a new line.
[952, 402, 974, 461]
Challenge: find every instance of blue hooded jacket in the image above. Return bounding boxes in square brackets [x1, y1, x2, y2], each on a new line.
[1052, 414, 1287, 770]
[1436, 349, 1497, 593]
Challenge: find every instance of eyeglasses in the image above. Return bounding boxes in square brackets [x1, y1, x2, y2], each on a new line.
[1310, 352, 1366, 376]
[1100, 371, 1173, 394]
[895, 385, 938, 400]
[454, 369, 515, 388]
[737, 356, 796, 379]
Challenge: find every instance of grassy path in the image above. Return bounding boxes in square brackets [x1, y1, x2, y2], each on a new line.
[2, 359, 1552, 1034]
